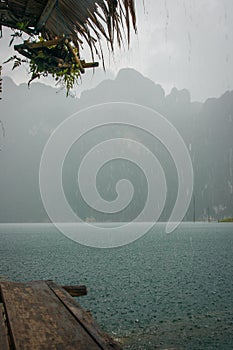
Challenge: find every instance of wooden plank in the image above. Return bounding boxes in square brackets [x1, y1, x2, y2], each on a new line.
[1, 281, 100, 350]
[0, 276, 9, 282]
[62, 285, 87, 297]
[47, 281, 122, 350]
[0, 303, 10, 350]
[36, 0, 57, 31]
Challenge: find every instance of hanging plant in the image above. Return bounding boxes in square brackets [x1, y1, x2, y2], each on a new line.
[4, 36, 97, 96]
[0, 0, 137, 97]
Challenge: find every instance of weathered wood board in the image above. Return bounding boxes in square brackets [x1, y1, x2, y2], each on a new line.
[0, 304, 10, 350]
[0, 280, 121, 350]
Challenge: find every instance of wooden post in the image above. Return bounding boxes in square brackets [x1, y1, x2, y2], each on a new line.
[65, 40, 85, 74]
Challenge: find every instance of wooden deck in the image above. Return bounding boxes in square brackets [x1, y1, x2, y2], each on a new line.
[0, 280, 121, 350]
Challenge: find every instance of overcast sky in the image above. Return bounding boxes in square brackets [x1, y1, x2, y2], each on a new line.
[0, 0, 233, 101]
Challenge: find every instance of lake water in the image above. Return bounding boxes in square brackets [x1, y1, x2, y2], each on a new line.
[0, 222, 232, 349]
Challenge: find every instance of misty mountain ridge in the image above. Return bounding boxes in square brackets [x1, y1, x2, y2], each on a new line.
[0, 68, 232, 222]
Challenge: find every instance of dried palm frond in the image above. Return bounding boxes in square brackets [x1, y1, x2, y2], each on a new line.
[1, 0, 137, 54]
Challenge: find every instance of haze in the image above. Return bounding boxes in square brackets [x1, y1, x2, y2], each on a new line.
[0, 0, 233, 101]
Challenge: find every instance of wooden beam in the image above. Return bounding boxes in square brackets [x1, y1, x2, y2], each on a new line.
[16, 38, 60, 50]
[47, 281, 122, 350]
[58, 62, 99, 69]
[65, 40, 85, 74]
[14, 46, 32, 59]
[62, 285, 87, 297]
[82, 61, 99, 69]
[36, 0, 57, 31]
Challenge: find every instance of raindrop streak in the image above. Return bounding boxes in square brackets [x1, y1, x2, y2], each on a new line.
[183, 1, 187, 17]
[164, 0, 169, 44]
[183, 1, 192, 63]
[0, 120, 5, 138]
[187, 32, 192, 63]
[0, 120, 5, 151]
[229, 148, 233, 178]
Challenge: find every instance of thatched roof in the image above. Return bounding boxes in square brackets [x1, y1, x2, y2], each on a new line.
[0, 0, 137, 53]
